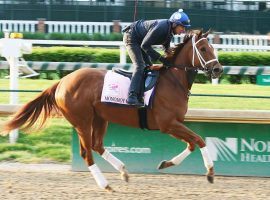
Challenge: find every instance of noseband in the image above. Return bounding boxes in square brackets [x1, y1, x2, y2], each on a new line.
[191, 35, 218, 72]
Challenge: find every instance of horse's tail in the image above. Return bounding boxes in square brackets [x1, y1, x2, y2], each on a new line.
[2, 82, 60, 135]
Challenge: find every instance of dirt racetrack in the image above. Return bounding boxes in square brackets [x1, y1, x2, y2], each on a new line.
[0, 163, 269, 200]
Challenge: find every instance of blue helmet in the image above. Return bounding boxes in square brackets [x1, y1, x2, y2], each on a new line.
[169, 9, 191, 27]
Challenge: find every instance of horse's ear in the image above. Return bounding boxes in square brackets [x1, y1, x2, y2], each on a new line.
[198, 29, 203, 38]
[202, 29, 211, 38]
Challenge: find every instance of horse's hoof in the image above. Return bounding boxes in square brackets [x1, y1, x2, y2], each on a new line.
[207, 175, 214, 183]
[105, 185, 115, 192]
[121, 169, 129, 182]
[157, 160, 174, 170]
[207, 167, 214, 184]
[157, 160, 167, 169]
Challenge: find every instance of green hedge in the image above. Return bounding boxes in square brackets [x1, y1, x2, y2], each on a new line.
[23, 47, 270, 65]
[0, 32, 123, 41]
[20, 32, 123, 41]
[218, 52, 270, 66]
[24, 47, 121, 63]
[198, 52, 270, 84]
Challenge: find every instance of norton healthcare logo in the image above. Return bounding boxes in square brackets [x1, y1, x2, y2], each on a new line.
[206, 137, 270, 163]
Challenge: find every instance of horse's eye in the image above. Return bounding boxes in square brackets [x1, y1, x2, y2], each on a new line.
[201, 47, 206, 52]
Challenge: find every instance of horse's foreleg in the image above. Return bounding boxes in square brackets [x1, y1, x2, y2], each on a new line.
[200, 146, 214, 183]
[158, 148, 191, 170]
[157, 135, 194, 170]
[101, 150, 129, 182]
[91, 116, 129, 182]
[175, 123, 215, 183]
[158, 120, 215, 183]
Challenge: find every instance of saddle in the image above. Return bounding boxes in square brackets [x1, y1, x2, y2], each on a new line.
[112, 67, 159, 92]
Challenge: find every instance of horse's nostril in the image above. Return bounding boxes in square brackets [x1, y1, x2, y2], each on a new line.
[213, 66, 222, 73]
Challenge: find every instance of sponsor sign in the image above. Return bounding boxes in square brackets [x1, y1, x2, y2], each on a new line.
[206, 137, 270, 163]
[72, 122, 270, 177]
[105, 143, 151, 154]
[257, 75, 270, 86]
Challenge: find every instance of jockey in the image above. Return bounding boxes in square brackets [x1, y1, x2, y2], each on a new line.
[123, 9, 191, 107]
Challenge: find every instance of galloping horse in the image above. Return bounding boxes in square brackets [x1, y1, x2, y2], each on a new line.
[2, 30, 223, 191]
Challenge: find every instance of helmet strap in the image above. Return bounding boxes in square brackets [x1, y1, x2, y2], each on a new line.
[172, 23, 177, 28]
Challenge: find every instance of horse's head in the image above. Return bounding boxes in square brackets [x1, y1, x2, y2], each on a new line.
[170, 30, 223, 79]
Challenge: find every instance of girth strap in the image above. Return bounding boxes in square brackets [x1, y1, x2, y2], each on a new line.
[138, 108, 149, 130]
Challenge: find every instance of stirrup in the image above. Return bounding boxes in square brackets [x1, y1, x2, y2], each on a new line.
[127, 96, 144, 107]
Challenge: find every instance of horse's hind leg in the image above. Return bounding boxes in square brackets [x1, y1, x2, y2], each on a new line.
[91, 115, 129, 182]
[75, 126, 113, 192]
[60, 108, 112, 191]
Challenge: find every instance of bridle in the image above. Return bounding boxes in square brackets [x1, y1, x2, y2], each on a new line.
[168, 34, 220, 98]
[191, 35, 218, 72]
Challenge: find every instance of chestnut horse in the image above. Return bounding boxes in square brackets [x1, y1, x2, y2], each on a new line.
[2, 30, 223, 191]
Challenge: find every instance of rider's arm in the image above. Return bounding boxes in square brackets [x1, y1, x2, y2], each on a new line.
[162, 39, 171, 52]
[140, 22, 169, 62]
[141, 51, 153, 66]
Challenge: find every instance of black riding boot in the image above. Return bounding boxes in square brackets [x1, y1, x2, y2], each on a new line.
[127, 71, 144, 107]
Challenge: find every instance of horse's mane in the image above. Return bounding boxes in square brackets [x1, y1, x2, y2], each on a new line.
[166, 30, 203, 62]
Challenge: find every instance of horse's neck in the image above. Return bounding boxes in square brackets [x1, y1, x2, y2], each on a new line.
[171, 44, 195, 90]
[170, 67, 189, 88]
[159, 43, 193, 96]
[160, 67, 189, 97]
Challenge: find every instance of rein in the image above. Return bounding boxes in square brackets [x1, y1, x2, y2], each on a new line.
[160, 33, 219, 98]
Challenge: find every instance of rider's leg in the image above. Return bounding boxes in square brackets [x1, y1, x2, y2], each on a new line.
[123, 32, 145, 107]
[138, 50, 153, 102]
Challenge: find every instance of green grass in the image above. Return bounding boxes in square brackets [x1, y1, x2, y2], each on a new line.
[0, 79, 59, 104]
[0, 79, 71, 163]
[0, 118, 72, 163]
[1, 79, 269, 109]
[0, 79, 270, 164]
[189, 84, 270, 110]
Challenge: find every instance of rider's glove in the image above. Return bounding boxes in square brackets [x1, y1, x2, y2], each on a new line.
[159, 56, 172, 68]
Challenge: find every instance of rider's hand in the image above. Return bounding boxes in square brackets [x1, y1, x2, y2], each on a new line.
[165, 47, 174, 56]
[159, 56, 172, 68]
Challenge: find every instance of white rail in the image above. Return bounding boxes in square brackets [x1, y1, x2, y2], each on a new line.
[25, 39, 123, 46]
[172, 34, 270, 47]
[1, 105, 270, 124]
[1, 61, 269, 75]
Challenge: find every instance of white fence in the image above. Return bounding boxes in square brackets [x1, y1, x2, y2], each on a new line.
[0, 20, 130, 35]
[173, 34, 270, 47]
[1, 20, 269, 47]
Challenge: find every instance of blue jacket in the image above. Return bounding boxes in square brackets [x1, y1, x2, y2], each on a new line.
[129, 19, 173, 62]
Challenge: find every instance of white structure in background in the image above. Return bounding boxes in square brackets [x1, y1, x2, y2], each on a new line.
[0, 20, 269, 49]
[0, 30, 33, 143]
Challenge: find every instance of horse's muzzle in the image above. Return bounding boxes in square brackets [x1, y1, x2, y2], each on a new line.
[211, 65, 223, 79]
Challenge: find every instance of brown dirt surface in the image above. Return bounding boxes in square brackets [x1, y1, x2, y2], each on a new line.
[0, 162, 269, 200]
